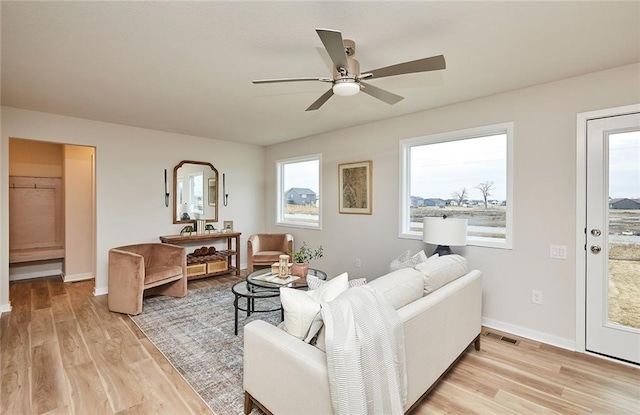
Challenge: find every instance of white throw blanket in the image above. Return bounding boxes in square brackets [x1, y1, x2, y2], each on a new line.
[321, 285, 407, 415]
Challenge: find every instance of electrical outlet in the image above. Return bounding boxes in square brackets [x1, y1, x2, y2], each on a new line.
[532, 290, 542, 305]
[355, 258, 361, 268]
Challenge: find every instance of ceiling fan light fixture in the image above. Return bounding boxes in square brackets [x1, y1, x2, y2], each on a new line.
[332, 80, 360, 96]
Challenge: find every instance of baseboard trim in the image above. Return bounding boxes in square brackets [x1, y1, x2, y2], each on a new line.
[9, 270, 63, 281]
[482, 317, 576, 351]
[94, 286, 108, 296]
[64, 272, 94, 282]
[0, 303, 12, 313]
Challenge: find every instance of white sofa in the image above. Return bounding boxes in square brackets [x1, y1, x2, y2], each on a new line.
[243, 267, 482, 415]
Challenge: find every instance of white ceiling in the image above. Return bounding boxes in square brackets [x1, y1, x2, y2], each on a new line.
[2, 1, 639, 146]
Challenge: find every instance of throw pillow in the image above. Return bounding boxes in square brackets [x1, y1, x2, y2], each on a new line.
[279, 288, 321, 340]
[415, 254, 468, 294]
[389, 250, 419, 272]
[367, 268, 424, 310]
[280, 273, 349, 340]
[307, 274, 367, 290]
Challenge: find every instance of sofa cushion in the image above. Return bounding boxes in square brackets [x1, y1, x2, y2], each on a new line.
[280, 273, 349, 340]
[415, 254, 468, 294]
[367, 268, 424, 310]
[144, 265, 183, 285]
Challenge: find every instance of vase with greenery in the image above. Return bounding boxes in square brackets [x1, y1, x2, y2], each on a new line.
[289, 242, 323, 277]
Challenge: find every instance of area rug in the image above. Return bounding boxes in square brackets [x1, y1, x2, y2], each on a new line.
[130, 281, 281, 415]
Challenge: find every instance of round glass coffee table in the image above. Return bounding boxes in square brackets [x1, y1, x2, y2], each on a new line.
[246, 268, 328, 290]
[231, 268, 328, 335]
[231, 281, 281, 335]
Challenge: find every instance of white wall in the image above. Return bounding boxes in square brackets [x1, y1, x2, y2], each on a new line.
[0, 108, 265, 309]
[264, 63, 640, 349]
[63, 145, 95, 282]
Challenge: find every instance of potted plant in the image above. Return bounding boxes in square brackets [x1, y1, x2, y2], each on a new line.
[289, 242, 323, 277]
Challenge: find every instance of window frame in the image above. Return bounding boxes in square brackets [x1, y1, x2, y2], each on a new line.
[276, 154, 322, 230]
[399, 122, 514, 249]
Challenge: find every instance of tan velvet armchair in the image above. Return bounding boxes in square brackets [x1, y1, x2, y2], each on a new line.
[108, 243, 187, 315]
[247, 233, 294, 273]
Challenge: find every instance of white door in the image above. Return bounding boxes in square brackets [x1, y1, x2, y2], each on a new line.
[586, 112, 640, 364]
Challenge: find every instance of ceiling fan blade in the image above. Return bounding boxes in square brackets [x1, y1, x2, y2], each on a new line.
[360, 82, 404, 105]
[316, 29, 349, 73]
[306, 89, 334, 111]
[367, 55, 446, 79]
[253, 77, 330, 84]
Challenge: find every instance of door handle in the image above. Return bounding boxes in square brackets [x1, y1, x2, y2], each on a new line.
[590, 229, 602, 237]
[590, 245, 602, 254]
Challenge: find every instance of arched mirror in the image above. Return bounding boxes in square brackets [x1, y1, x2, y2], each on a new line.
[173, 160, 218, 224]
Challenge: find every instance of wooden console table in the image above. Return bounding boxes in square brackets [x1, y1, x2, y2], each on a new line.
[159, 232, 241, 280]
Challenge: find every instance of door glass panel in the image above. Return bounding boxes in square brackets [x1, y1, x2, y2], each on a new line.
[607, 130, 640, 330]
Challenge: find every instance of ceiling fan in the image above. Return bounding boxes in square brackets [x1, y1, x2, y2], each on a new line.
[252, 28, 446, 111]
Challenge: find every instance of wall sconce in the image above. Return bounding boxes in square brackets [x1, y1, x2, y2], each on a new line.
[223, 173, 229, 206]
[423, 215, 467, 256]
[164, 169, 170, 207]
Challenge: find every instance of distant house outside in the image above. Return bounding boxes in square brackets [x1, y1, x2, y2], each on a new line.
[609, 198, 640, 210]
[410, 196, 424, 207]
[423, 198, 447, 208]
[285, 187, 317, 205]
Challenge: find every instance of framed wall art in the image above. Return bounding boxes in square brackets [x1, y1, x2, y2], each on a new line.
[338, 160, 372, 215]
[223, 220, 234, 232]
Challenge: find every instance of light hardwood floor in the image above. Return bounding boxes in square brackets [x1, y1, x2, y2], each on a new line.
[1, 275, 638, 414]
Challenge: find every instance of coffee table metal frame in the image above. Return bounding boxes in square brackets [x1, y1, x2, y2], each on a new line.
[231, 281, 281, 335]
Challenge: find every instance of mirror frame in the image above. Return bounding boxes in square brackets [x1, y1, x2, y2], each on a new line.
[173, 160, 219, 224]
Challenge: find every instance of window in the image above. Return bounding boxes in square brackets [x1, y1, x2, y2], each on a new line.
[277, 154, 321, 229]
[400, 123, 513, 249]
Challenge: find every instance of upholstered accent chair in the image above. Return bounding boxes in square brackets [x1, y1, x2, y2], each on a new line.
[108, 243, 187, 315]
[247, 233, 294, 273]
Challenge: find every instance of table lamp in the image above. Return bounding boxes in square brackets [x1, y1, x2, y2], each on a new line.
[423, 215, 468, 256]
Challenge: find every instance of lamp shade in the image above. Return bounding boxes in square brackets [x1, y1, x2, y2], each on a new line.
[422, 217, 468, 246]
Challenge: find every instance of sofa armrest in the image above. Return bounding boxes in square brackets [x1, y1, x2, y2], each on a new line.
[243, 320, 333, 415]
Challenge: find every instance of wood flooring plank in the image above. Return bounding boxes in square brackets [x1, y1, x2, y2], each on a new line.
[31, 341, 69, 415]
[31, 284, 52, 311]
[1, 369, 32, 414]
[51, 295, 75, 323]
[493, 389, 562, 414]
[458, 359, 591, 415]
[8, 281, 32, 325]
[31, 308, 56, 347]
[55, 320, 92, 368]
[47, 276, 67, 297]
[438, 378, 520, 414]
[561, 386, 640, 415]
[558, 364, 640, 409]
[92, 355, 146, 413]
[480, 335, 563, 372]
[65, 361, 113, 415]
[1, 321, 30, 374]
[465, 350, 565, 397]
[120, 358, 199, 415]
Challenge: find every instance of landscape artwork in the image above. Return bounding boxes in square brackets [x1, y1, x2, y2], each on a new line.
[339, 160, 372, 214]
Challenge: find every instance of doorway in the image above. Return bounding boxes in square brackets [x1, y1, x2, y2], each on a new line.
[8, 138, 96, 286]
[580, 109, 639, 365]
